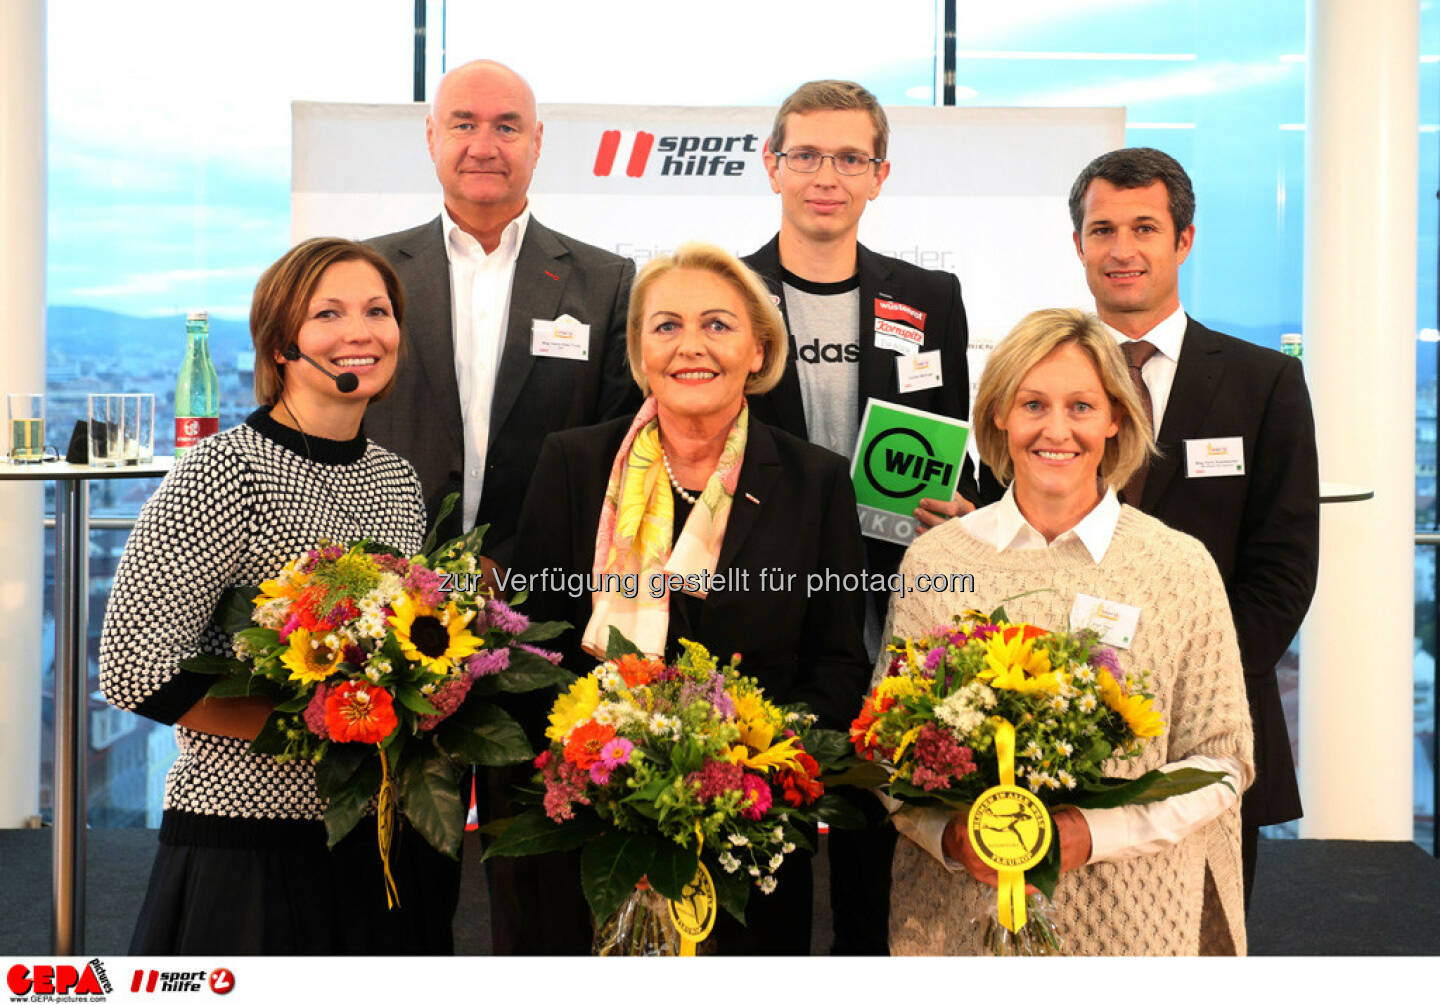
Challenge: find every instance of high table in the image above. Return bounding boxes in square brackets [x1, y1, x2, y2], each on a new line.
[0, 456, 172, 954]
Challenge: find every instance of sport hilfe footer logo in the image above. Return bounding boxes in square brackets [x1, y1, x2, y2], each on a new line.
[7, 960, 113, 999]
[130, 968, 234, 995]
[593, 129, 761, 178]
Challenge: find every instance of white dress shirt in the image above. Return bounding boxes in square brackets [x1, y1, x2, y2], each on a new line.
[1103, 302, 1188, 436]
[442, 205, 530, 529]
[903, 486, 1251, 866]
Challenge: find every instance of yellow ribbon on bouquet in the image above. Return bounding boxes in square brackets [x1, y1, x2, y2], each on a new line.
[668, 823, 716, 955]
[966, 718, 1051, 932]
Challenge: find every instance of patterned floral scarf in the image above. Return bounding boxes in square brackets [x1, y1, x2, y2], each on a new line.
[582, 395, 748, 658]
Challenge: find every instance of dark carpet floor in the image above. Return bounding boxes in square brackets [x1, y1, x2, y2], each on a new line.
[1, 831, 1435, 955]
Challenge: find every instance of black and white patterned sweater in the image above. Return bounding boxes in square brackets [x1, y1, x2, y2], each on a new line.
[99, 408, 426, 847]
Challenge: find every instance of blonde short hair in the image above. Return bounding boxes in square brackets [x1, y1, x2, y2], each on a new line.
[972, 308, 1155, 492]
[626, 243, 788, 396]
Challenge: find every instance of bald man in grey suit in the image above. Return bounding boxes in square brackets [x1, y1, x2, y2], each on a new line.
[366, 60, 638, 567]
[364, 59, 638, 954]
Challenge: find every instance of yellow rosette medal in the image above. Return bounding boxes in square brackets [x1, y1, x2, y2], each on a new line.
[967, 718, 1052, 933]
[667, 862, 716, 955]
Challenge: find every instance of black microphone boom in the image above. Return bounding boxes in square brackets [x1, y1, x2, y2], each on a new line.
[282, 345, 360, 393]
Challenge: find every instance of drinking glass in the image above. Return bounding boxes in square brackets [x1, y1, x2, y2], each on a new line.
[7, 393, 54, 463]
[88, 394, 126, 468]
[124, 393, 155, 464]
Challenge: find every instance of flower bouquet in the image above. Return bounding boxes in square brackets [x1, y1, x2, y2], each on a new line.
[483, 628, 854, 955]
[851, 607, 1230, 955]
[182, 515, 572, 905]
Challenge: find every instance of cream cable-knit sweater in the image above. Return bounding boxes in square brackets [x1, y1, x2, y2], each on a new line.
[883, 505, 1252, 956]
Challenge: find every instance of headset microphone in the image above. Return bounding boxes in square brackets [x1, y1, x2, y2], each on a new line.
[282, 345, 360, 393]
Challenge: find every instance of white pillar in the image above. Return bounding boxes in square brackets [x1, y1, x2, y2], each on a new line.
[1299, 0, 1418, 839]
[0, 0, 46, 826]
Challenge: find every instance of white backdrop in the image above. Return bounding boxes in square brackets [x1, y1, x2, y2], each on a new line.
[292, 102, 1125, 408]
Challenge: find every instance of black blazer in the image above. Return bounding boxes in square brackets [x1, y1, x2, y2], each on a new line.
[1138, 317, 1319, 826]
[512, 413, 871, 733]
[742, 235, 1003, 578]
[363, 216, 641, 566]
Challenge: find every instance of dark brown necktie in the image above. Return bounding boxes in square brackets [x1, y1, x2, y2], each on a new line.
[1120, 340, 1158, 506]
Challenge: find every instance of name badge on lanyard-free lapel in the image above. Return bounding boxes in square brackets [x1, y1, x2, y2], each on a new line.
[531, 314, 590, 360]
[1069, 594, 1142, 649]
[1184, 437, 1245, 479]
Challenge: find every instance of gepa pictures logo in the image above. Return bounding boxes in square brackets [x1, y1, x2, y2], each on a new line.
[7, 960, 113, 1000]
[593, 129, 760, 178]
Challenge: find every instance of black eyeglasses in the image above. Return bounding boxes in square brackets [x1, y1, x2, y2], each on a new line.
[775, 148, 882, 176]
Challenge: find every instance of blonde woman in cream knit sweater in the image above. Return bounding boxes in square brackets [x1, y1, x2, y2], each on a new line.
[884, 308, 1253, 955]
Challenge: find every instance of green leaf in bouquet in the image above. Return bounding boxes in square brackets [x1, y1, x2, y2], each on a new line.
[180, 654, 248, 676]
[274, 692, 311, 714]
[395, 686, 441, 717]
[814, 792, 869, 830]
[884, 777, 967, 810]
[646, 839, 700, 904]
[246, 711, 292, 756]
[708, 857, 751, 924]
[581, 831, 658, 921]
[203, 673, 258, 699]
[323, 758, 381, 850]
[356, 539, 404, 559]
[314, 741, 371, 800]
[510, 588, 529, 606]
[235, 625, 280, 650]
[420, 492, 462, 558]
[399, 748, 465, 859]
[1028, 836, 1062, 901]
[487, 647, 576, 693]
[213, 586, 261, 635]
[482, 808, 603, 858]
[799, 727, 851, 767]
[605, 625, 641, 661]
[1068, 767, 1231, 810]
[434, 701, 535, 766]
[821, 760, 892, 790]
[514, 619, 568, 643]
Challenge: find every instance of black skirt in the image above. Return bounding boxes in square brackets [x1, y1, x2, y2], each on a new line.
[129, 812, 460, 955]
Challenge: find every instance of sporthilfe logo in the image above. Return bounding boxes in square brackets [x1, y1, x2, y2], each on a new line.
[593, 130, 761, 178]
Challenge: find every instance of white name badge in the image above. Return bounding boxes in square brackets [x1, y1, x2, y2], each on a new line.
[531, 314, 590, 360]
[1069, 594, 1142, 649]
[896, 350, 943, 393]
[1184, 436, 1245, 478]
[873, 317, 924, 356]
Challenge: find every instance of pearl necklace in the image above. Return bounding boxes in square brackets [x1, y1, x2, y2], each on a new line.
[660, 447, 700, 504]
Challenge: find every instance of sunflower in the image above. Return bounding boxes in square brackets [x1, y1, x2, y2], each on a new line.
[1096, 669, 1165, 739]
[388, 594, 482, 673]
[546, 675, 601, 743]
[280, 628, 344, 684]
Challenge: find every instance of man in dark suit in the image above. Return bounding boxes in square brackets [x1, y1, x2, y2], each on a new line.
[365, 60, 638, 569]
[363, 59, 639, 953]
[1069, 147, 1319, 908]
[742, 80, 998, 955]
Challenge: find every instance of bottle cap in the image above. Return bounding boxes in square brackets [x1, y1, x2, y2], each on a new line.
[187, 310, 209, 323]
[1281, 332, 1301, 345]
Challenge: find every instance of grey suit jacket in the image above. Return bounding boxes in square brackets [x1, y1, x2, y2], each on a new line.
[364, 215, 640, 565]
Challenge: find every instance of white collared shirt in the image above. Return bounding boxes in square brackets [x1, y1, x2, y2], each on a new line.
[959, 484, 1121, 562]
[442, 205, 530, 529]
[1103, 302, 1187, 436]
[908, 486, 1249, 865]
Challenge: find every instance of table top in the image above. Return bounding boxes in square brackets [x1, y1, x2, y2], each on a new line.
[0, 456, 174, 482]
[1319, 480, 1374, 503]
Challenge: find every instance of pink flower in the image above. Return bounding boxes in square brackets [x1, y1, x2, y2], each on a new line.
[467, 648, 510, 678]
[485, 599, 530, 635]
[910, 723, 977, 791]
[740, 773, 772, 821]
[416, 674, 474, 732]
[589, 762, 612, 785]
[302, 684, 333, 739]
[599, 737, 633, 770]
[688, 759, 744, 802]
